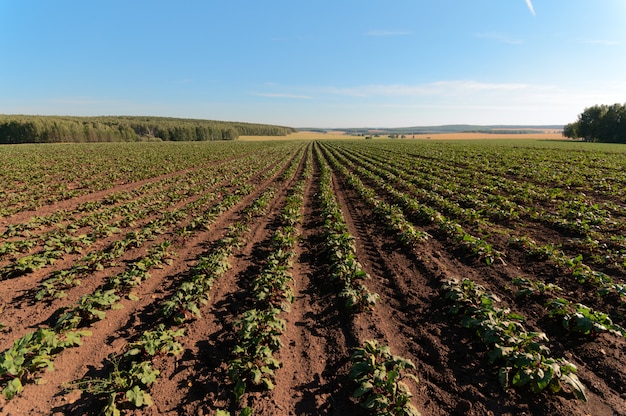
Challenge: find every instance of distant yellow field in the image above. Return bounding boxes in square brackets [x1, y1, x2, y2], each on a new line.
[239, 131, 355, 141]
[407, 132, 564, 140]
[240, 130, 565, 141]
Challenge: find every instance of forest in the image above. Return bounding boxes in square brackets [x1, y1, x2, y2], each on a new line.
[0, 115, 296, 144]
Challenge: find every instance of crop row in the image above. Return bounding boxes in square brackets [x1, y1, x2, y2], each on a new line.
[327, 142, 626, 294]
[66, 144, 308, 414]
[227, 148, 310, 413]
[320, 141, 604, 404]
[315, 145, 379, 311]
[30, 149, 288, 302]
[0, 143, 306, 402]
[0, 144, 292, 278]
[322, 143, 503, 265]
[337, 141, 626, 273]
[316, 143, 422, 415]
[0, 141, 292, 217]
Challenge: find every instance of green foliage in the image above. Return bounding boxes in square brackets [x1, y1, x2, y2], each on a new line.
[66, 325, 184, 414]
[349, 340, 421, 416]
[0, 328, 91, 399]
[512, 277, 563, 298]
[55, 290, 122, 331]
[228, 308, 285, 393]
[565, 103, 626, 143]
[317, 149, 380, 311]
[442, 278, 587, 401]
[547, 299, 626, 337]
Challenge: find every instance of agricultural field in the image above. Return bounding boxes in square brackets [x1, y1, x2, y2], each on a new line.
[0, 138, 625, 416]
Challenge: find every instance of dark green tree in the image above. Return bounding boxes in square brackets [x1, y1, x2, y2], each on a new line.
[564, 103, 626, 143]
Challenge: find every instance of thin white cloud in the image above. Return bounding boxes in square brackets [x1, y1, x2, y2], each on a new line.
[316, 81, 532, 98]
[583, 39, 620, 46]
[365, 30, 412, 37]
[255, 92, 312, 100]
[525, 0, 536, 15]
[474, 32, 524, 45]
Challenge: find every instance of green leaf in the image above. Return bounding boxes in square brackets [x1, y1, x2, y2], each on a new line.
[234, 379, 246, 401]
[126, 348, 141, 356]
[363, 393, 389, 410]
[353, 381, 374, 398]
[531, 366, 554, 393]
[251, 367, 262, 384]
[2, 377, 23, 400]
[125, 385, 153, 407]
[560, 372, 587, 402]
[103, 394, 121, 416]
[262, 377, 275, 390]
[239, 407, 254, 416]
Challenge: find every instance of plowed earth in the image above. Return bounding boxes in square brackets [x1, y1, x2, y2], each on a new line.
[1, 140, 625, 416]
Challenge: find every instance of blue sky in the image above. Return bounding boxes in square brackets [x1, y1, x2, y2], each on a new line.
[1, 1, 625, 128]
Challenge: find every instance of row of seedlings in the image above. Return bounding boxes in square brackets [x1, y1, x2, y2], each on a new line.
[0, 141, 274, 241]
[227, 146, 310, 412]
[315, 145, 380, 311]
[160, 145, 306, 325]
[323, 143, 502, 265]
[332, 167, 590, 403]
[441, 278, 587, 400]
[0, 146, 298, 402]
[334, 143, 626, 330]
[321, 143, 591, 406]
[31, 148, 281, 302]
[340, 142, 626, 275]
[40, 146, 306, 414]
[0, 153, 226, 274]
[320, 144, 430, 247]
[315, 144, 422, 416]
[0, 146, 290, 281]
[0, 141, 273, 217]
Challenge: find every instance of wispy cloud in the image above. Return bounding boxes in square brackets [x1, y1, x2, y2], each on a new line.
[254, 92, 312, 100]
[474, 32, 524, 45]
[317, 81, 532, 98]
[256, 81, 540, 101]
[365, 30, 412, 37]
[525, 0, 536, 15]
[583, 39, 620, 46]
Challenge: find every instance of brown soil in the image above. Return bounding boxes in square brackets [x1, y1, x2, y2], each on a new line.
[0, 142, 624, 416]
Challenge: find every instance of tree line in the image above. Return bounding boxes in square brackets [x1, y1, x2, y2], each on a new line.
[564, 103, 626, 143]
[0, 115, 296, 144]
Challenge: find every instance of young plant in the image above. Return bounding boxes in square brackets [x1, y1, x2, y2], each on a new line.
[442, 278, 587, 401]
[66, 324, 184, 415]
[0, 328, 91, 400]
[349, 340, 421, 416]
[547, 299, 626, 338]
[512, 277, 563, 298]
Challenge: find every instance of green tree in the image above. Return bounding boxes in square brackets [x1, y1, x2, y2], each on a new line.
[562, 122, 579, 139]
[566, 103, 626, 143]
